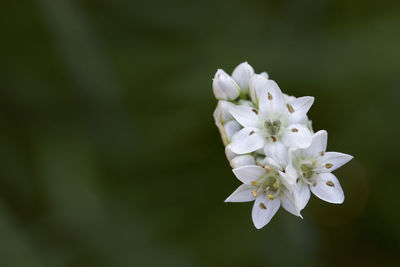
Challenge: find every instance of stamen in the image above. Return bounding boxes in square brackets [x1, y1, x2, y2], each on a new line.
[287, 103, 295, 113]
[312, 160, 316, 165]
[312, 181, 317, 187]
[273, 181, 279, 189]
[271, 136, 277, 142]
[264, 166, 272, 173]
[319, 151, 325, 156]
[252, 109, 258, 115]
[259, 202, 267, 209]
[268, 92, 273, 100]
[252, 190, 258, 197]
[268, 194, 274, 200]
[325, 163, 333, 169]
[291, 128, 298, 133]
[326, 180, 335, 187]
[249, 130, 255, 135]
[251, 181, 258, 186]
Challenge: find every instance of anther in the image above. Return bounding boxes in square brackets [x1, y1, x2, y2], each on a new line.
[271, 136, 277, 142]
[268, 92, 273, 100]
[319, 151, 325, 156]
[251, 181, 258, 186]
[312, 160, 316, 165]
[249, 130, 255, 135]
[326, 180, 335, 187]
[302, 172, 307, 177]
[291, 128, 298, 133]
[273, 181, 279, 189]
[264, 166, 272, 173]
[259, 202, 267, 209]
[252, 109, 258, 114]
[287, 103, 295, 113]
[312, 181, 317, 187]
[325, 163, 333, 169]
[252, 190, 258, 197]
[268, 194, 274, 200]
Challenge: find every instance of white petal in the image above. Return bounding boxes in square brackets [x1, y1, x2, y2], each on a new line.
[281, 124, 312, 149]
[232, 165, 266, 184]
[279, 170, 297, 188]
[225, 145, 238, 161]
[225, 184, 256, 202]
[310, 173, 344, 204]
[294, 182, 311, 211]
[230, 155, 256, 168]
[303, 130, 327, 157]
[229, 105, 261, 128]
[212, 69, 240, 100]
[252, 195, 280, 229]
[263, 141, 288, 168]
[287, 96, 314, 124]
[316, 152, 353, 172]
[258, 80, 286, 118]
[262, 157, 281, 170]
[279, 187, 302, 217]
[213, 101, 235, 125]
[230, 127, 265, 154]
[224, 120, 241, 141]
[249, 74, 269, 106]
[231, 62, 255, 92]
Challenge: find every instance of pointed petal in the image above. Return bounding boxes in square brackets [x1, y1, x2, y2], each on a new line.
[263, 141, 288, 168]
[230, 155, 256, 168]
[294, 182, 311, 211]
[303, 130, 327, 157]
[258, 80, 286, 118]
[263, 157, 281, 170]
[225, 184, 256, 202]
[280, 188, 302, 218]
[249, 74, 269, 106]
[229, 105, 261, 128]
[316, 152, 353, 172]
[224, 120, 241, 141]
[231, 62, 255, 92]
[232, 165, 266, 184]
[230, 127, 265, 154]
[281, 124, 312, 149]
[252, 195, 280, 229]
[310, 173, 344, 204]
[287, 96, 314, 124]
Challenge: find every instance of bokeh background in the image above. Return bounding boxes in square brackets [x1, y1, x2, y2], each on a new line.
[1, 0, 399, 266]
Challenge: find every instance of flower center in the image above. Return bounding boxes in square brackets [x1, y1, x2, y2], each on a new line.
[252, 166, 281, 200]
[264, 120, 281, 136]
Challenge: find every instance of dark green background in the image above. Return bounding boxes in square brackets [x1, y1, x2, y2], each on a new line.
[1, 0, 399, 266]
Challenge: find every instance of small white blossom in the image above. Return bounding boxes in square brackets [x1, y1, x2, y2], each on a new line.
[225, 158, 300, 229]
[286, 130, 353, 206]
[231, 62, 255, 94]
[228, 77, 314, 167]
[212, 69, 241, 100]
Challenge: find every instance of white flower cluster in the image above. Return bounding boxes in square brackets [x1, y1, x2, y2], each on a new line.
[213, 62, 353, 229]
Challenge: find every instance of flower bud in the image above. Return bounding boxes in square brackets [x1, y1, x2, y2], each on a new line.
[224, 120, 241, 141]
[249, 74, 269, 106]
[231, 62, 255, 93]
[212, 69, 240, 100]
[230, 155, 256, 168]
[259, 71, 269, 79]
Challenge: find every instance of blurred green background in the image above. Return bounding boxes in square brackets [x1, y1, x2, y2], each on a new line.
[1, 0, 399, 266]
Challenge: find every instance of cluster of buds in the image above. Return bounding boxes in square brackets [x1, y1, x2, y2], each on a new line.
[213, 62, 353, 229]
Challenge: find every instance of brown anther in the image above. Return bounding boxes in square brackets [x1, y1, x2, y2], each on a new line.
[302, 172, 307, 177]
[312, 181, 317, 187]
[268, 92, 273, 100]
[326, 180, 335, 187]
[249, 130, 255, 135]
[252, 109, 258, 115]
[259, 202, 267, 209]
[264, 166, 272, 173]
[325, 163, 333, 169]
[271, 136, 277, 142]
[287, 103, 295, 113]
[251, 181, 259, 186]
[319, 151, 325, 156]
[268, 194, 274, 200]
[252, 190, 258, 197]
[291, 128, 298, 133]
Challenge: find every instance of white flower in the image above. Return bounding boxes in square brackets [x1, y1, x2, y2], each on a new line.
[231, 62, 255, 94]
[212, 69, 241, 100]
[228, 77, 314, 167]
[225, 158, 300, 229]
[286, 130, 353, 206]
